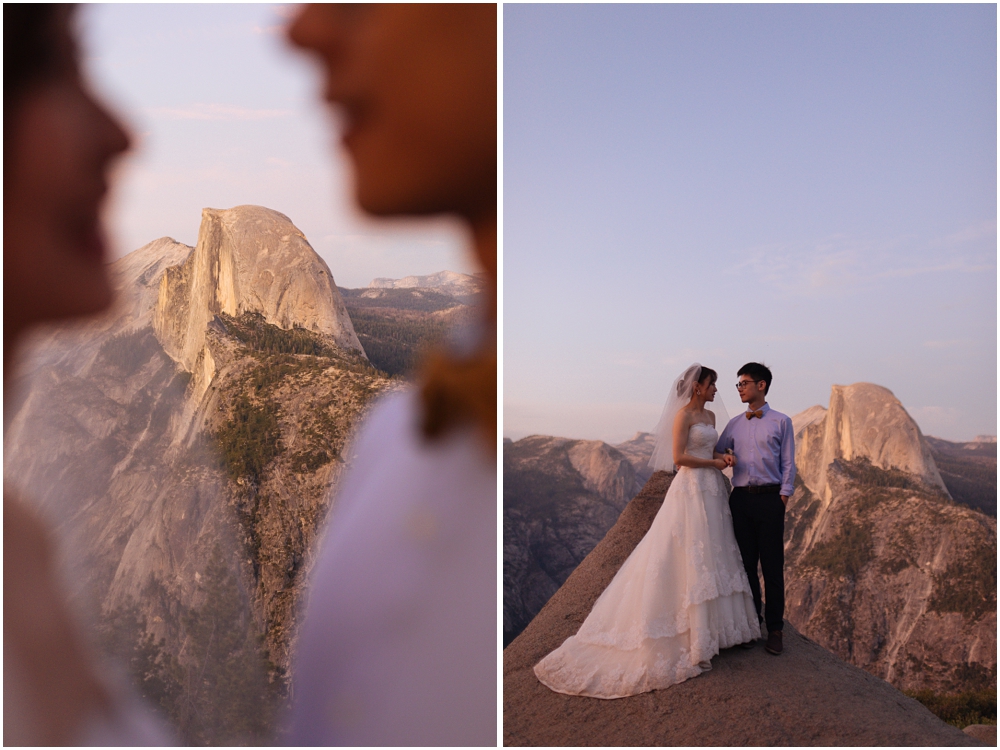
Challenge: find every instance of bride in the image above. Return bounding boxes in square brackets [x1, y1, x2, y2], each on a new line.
[533, 363, 760, 699]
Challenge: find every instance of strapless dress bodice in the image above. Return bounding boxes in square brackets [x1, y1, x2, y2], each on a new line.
[686, 422, 718, 461]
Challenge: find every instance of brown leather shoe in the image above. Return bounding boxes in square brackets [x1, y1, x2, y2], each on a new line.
[765, 630, 783, 655]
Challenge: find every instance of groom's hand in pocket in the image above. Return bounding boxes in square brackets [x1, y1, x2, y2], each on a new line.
[780, 496, 789, 507]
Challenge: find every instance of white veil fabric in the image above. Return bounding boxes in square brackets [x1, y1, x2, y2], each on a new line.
[647, 363, 731, 473]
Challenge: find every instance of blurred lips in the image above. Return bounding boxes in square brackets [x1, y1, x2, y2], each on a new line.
[326, 87, 371, 151]
[69, 186, 108, 264]
[78, 221, 105, 263]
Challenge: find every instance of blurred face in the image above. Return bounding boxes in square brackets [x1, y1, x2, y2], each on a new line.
[288, 4, 497, 222]
[4, 7, 130, 339]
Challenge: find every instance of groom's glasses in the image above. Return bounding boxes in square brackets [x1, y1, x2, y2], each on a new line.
[735, 380, 760, 390]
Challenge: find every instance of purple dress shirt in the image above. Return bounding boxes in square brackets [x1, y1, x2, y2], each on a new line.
[715, 402, 796, 497]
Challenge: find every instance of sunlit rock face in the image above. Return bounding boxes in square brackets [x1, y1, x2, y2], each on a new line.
[153, 205, 363, 371]
[504, 472, 980, 748]
[4, 207, 388, 743]
[795, 382, 948, 499]
[784, 385, 995, 695]
[503, 384, 996, 699]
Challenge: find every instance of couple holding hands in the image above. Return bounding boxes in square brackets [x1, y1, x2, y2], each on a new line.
[535, 362, 795, 699]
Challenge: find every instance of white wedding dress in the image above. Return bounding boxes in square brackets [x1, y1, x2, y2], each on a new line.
[534, 422, 760, 699]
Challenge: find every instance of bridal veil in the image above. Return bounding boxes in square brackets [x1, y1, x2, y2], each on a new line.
[648, 362, 730, 473]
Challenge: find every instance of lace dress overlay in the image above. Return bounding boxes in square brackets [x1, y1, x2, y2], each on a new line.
[533, 422, 760, 699]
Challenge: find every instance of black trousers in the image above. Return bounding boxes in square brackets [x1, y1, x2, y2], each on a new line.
[729, 486, 785, 632]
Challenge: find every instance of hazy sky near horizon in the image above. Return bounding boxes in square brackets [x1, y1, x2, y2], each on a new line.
[79, 4, 475, 290]
[504, 3, 996, 444]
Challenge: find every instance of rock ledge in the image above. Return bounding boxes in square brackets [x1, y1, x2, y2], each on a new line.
[503, 472, 983, 746]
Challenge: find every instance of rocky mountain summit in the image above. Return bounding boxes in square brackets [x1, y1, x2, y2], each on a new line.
[154, 205, 362, 373]
[794, 382, 948, 498]
[784, 383, 996, 696]
[503, 473, 984, 746]
[5, 206, 391, 743]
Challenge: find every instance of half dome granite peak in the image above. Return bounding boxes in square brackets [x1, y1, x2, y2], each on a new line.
[153, 205, 363, 372]
[795, 382, 949, 498]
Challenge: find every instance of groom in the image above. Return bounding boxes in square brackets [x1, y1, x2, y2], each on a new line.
[714, 362, 795, 655]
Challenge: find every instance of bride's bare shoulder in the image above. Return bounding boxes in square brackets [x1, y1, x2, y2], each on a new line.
[672, 406, 694, 428]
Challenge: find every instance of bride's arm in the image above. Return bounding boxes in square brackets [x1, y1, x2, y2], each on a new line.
[672, 412, 726, 470]
[712, 413, 736, 466]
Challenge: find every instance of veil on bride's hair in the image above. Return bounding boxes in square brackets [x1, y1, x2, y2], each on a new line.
[648, 362, 731, 473]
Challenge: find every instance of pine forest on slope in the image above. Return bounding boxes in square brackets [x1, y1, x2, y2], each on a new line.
[339, 280, 483, 377]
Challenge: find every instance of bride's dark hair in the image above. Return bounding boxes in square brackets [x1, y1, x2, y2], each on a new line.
[675, 365, 717, 396]
[697, 366, 717, 386]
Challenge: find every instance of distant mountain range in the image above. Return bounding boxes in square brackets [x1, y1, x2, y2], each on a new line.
[5, 206, 476, 743]
[367, 269, 486, 301]
[503, 436, 643, 647]
[339, 272, 484, 377]
[504, 384, 996, 696]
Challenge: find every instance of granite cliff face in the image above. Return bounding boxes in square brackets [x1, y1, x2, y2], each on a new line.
[784, 384, 996, 695]
[925, 436, 997, 516]
[4, 207, 388, 743]
[153, 205, 362, 372]
[794, 382, 948, 500]
[614, 431, 658, 486]
[503, 435, 643, 646]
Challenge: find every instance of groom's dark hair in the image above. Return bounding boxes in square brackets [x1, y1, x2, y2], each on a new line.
[738, 362, 772, 394]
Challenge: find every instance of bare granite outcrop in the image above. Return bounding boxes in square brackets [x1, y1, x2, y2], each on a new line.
[784, 385, 996, 695]
[4, 208, 389, 742]
[503, 435, 642, 646]
[503, 381, 996, 736]
[795, 382, 948, 499]
[368, 269, 484, 300]
[503, 472, 984, 746]
[153, 205, 363, 372]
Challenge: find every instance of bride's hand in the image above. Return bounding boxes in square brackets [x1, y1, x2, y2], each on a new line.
[712, 458, 728, 470]
[723, 454, 736, 468]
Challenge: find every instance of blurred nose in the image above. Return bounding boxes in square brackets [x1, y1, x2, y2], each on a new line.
[288, 4, 338, 53]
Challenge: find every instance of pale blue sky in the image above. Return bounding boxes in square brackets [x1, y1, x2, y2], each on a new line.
[504, 3, 996, 443]
[79, 4, 474, 289]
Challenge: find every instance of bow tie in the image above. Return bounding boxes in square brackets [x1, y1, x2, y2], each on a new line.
[745, 409, 764, 420]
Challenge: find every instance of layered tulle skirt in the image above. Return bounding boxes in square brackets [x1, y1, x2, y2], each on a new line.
[534, 466, 760, 699]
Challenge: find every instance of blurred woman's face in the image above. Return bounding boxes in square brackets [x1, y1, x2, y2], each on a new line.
[288, 4, 496, 223]
[4, 8, 130, 336]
